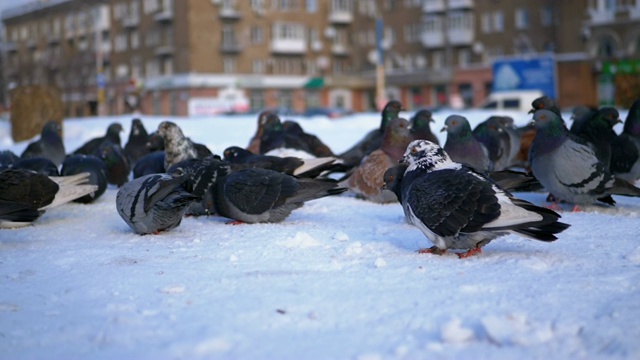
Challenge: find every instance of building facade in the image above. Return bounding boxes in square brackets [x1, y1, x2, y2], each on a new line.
[1, 0, 639, 117]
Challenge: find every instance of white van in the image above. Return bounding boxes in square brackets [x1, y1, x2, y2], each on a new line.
[480, 90, 545, 113]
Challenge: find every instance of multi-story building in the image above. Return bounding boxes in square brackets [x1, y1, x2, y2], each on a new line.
[1, 0, 639, 117]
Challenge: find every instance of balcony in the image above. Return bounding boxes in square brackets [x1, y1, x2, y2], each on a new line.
[447, 0, 473, 9]
[155, 45, 174, 57]
[122, 15, 140, 28]
[154, 10, 173, 22]
[423, 0, 445, 13]
[47, 34, 61, 44]
[4, 42, 17, 52]
[421, 32, 444, 48]
[328, 10, 353, 24]
[219, 7, 241, 20]
[588, 9, 615, 24]
[447, 28, 474, 45]
[220, 41, 242, 53]
[270, 38, 306, 54]
[331, 43, 349, 56]
[26, 39, 38, 49]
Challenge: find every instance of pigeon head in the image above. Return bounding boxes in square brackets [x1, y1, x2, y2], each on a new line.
[532, 109, 565, 133]
[380, 100, 403, 131]
[381, 163, 408, 200]
[529, 96, 560, 116]
[382, 117, 412, 161]
[157, 121, 187, 144]
[441, 115, 472, 138]
[146, 132, 164, 151]
[43, 120, 61, 136]
[624, 99, 640, 136]
[400, 140, 456, 172]
[410, 109, 434, 128]
[223, 146, 251, 161]
[596, 107, 622, 128]
[131, 118, 147, 137]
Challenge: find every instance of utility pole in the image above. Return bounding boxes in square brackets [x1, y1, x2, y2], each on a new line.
[93, 3, 105, 116]
[375, 17, 386, 110]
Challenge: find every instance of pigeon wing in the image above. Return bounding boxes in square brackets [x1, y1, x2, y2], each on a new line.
[221, 169, 299, 215]
[406, 168, 501, 237]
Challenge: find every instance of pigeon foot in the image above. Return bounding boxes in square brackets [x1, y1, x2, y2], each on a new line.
[226, 220, 245, 225]
[457, 247, 482, 258]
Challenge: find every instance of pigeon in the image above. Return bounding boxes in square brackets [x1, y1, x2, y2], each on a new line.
[569, 105, 598, 135]
[346, 117, 412, 203]
[247, 111, 280, 154]
[116, 169, 201, 235]
[529, 96, 562, 118]
[156, 121, 200, 171]
[94, 140, 130, 187]
[258, 116, 287, 155]
[61, 154, 109, 203]
[222, 146, 337, 178]
[124, 118, 151, 166]
[472, 116, 512, 171]
[12, 157, 60, 176]
[214, 167, 347, 224]
[387, 139, 570, 258]
[572, 107, 621, 168]
[146, 131, 213, 159]
[338, 100, 403, 169]
[409, 109, 439, 145]
[529, 109, 640, 208]
[73, 122, 124, 155]
[167, 156, 231, 216]
[0, 169, 98, 228]
[610, 99, 640, 183]
[0, 150, 19, 170]
[441, 115, 493, 172]
[20, 120, 66, 167]
[282, 120, 335, 157]
[132, 151, 166, 179]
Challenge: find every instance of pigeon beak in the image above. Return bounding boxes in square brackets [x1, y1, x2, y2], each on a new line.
[528, 108, 535, 114]
[440, 125, 448, 133]
[615, 118, 623, 125]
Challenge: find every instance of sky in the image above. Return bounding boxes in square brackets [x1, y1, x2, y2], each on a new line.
[1, 109, 640, 359]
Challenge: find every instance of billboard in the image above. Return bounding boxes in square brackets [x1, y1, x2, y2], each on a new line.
[492, 55, 557, 100]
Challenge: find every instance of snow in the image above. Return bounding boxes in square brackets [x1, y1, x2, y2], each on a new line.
[1, 109, 640, 360]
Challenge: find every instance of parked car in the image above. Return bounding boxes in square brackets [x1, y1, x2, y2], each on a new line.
[480, 90, 545, 113]
[302, 107, 352, 119]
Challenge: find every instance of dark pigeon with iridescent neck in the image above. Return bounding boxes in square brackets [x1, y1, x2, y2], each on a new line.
[338, 100, 403, 169]
[409, 109, 439, 145]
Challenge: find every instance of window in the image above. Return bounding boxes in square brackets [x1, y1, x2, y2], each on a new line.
[251, 0, 265, 11]
[222, 25, 236, 46]
[493, 11, 504, 32]
[503, 99, 521, 109]
[481, 13, 491, 33]
[458, 49, 471, 68]
[223, 57, 236, 73]
[144, 0, 159, 14]
[130, 30, 140, 49]
[252, 59, 265, 73]
[597, 35, 617, 57]
[114, 33, 128, 52]
[432, 51, 443, 69]
[332, 0, 352, 12]
[515, 8, 529, 29]
[541, 6, 553, 27]
[307, 0, 317, 12]
[273, 23, 304, 40]
[404, 23, 420, 43]
[274, 0, 297, 11]
[250, 26, 263, 44]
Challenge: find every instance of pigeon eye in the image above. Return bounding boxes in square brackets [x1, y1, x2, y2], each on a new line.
[540, 104, 545, 109]
[540, 115, 545, 120]
[411, 147, 417, 154]
[451, 120, 457, 126]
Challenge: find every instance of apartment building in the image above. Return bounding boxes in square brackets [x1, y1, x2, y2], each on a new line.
[1, 0, 639, 117]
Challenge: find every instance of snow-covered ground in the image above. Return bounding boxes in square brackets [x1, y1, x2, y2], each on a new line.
[1, 109, 639, 360]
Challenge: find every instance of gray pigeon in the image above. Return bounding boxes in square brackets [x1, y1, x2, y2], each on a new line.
[116, 169, 201, 235]
[156, 121, 199, 171]
[20, 120, 66, 167]
[387, 139, 569, 258]
[214, 167, 347, 224]
[611, 99, 640, 183]
[1, 169, 98, 228]
[441, 115, 493, 172]
[529, 109, 640, 208]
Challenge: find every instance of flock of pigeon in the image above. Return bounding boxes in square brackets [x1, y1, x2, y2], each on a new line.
[1, 96, 639, 258]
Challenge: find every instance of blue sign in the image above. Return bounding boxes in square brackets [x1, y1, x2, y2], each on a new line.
[492, 56, 557, 99]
